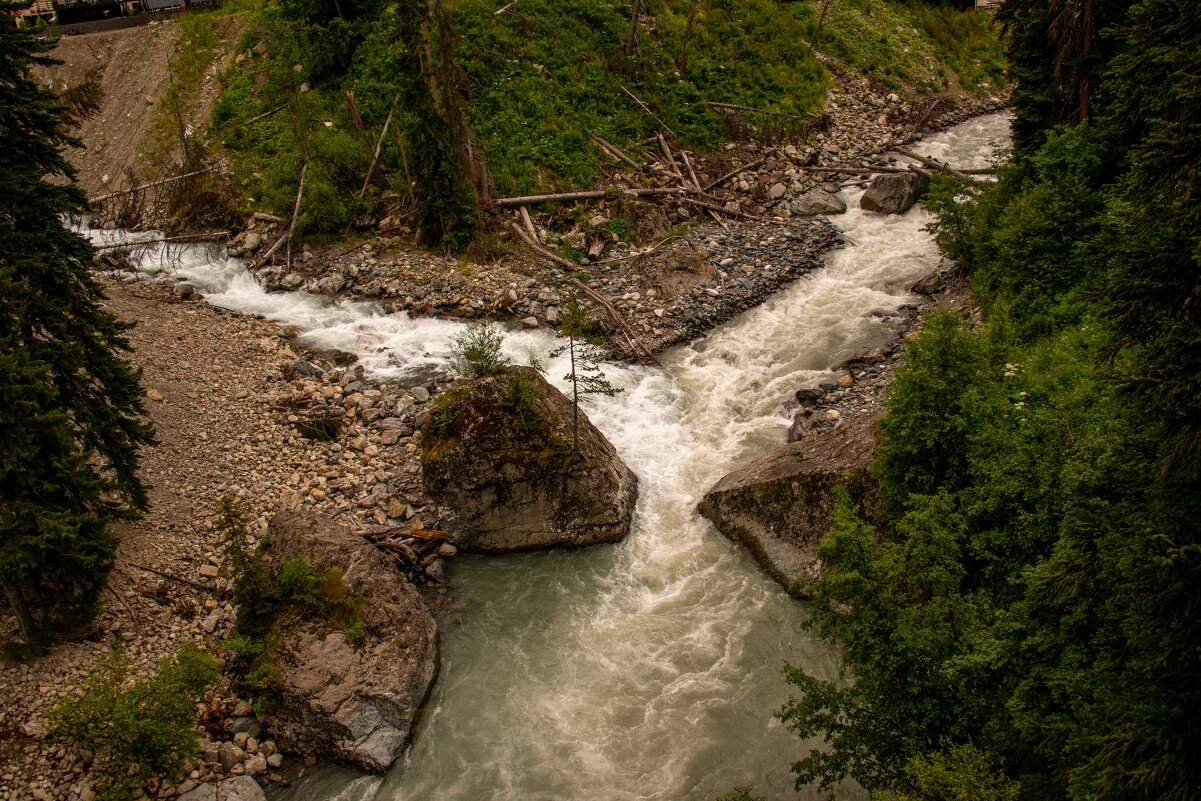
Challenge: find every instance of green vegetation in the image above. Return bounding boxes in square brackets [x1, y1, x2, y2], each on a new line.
[551, 296, 621, 453]
[449, 320, 511, 379]
[221, 499, 364, 708]
[797, 0, 1006, 93]
[52, 646, 220, 801]
[207, 0, 1001, 245]
[144, 13, 219, 169]
[780, 0, 1201, 798]
[0, 9, 154, 645]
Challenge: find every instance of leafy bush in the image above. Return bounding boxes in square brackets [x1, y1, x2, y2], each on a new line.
[52, 647, 220, 801]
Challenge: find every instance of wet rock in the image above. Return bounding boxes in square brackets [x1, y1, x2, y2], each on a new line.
[860, 171, 930, 214]
[791, 189, 847, 216]
[698, 416, 879, 596]
[910, 269, 948, 296]
[257, 510, 439, 773]
[794, 387, 826, 405]
[420, 367, 639, 552]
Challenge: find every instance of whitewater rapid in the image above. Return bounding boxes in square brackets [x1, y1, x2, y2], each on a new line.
[92, 113, 1010, 801]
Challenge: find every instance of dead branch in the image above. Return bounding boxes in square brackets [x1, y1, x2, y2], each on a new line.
[88, 168, 213, 205]
[496, 187, 684, 207]
[658, 134, 684, 183]
[684, 198, 768, 221]
[509, 223, 661, 366]
[107, 584, 146, 637]
[703, 153, 769, 192]
[258, 160, 308, 266]
[706, 101, 816, 123]
[242, 102, 288, 128]
[620, 84, 675, 136]
[680, 149, 702, 191]
[519, 205, 538, 240]
[896, 147, 965, 176]
[494, 0, 521, 14]
[358, 97, 398, 199]
[910, 98, 941, 135]
[590, 232, 687, 266]
[93, 231, 230, 253]
[590, 131, 640, 169]
[119, 560, 215, 592]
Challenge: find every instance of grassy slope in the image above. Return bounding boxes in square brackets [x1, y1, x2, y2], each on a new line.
[206, 0, 1005, 225]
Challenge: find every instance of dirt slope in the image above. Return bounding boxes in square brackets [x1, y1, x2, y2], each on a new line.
[34, 15, 243, 199]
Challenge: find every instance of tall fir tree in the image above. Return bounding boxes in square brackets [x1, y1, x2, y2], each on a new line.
[1, 6, 154, 640]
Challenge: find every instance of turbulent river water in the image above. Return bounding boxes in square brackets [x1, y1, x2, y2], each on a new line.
[92, 113, 1011, 801]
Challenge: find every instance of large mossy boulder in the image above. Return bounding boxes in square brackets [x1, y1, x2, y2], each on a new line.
[860, 170, 930, 214]
[420, 366, 638, 552]
[255, 510, 438, 774]
[698, 416, 878, 597]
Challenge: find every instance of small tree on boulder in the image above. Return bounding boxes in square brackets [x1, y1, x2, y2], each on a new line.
[551, 295, 621, 454]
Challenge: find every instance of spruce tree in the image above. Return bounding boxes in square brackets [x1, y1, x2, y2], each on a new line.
[1, 8, 154, 641]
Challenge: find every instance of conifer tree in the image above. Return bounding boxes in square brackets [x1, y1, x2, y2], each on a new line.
[1, 7, 154, 641]
[551, 296, 620, 454]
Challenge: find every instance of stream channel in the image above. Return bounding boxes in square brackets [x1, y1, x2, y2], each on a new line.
[92, 112, 1011, 801]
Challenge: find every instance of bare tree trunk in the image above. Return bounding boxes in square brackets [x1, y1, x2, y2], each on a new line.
[681, 0, 699, 71]
[1080, 0, 1093, 120]
[812, 0, 833, 47]
[624, 0, 642, 57]
[2, 582, 35, 641]
[570, 336, 579, 454]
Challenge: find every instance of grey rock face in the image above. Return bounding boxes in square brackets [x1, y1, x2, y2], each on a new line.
[257, 510, 439, 774]
[791, 189, 848, 216]
[698, 416, 879, 596]
[420, 367, 639, 552]
[860, 171, 930, 214]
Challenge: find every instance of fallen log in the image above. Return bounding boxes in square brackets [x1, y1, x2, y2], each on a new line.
[620, 84, 675, 136]
[706, 101, 817, 123]
[495, 187, 684, 207]
[703, 153, 770, 192]
[683, 198, 767, 221]
[509, 223, 662, 367]
[590, 132, 640, 170]
[257, 160, 307, 266]
[88, 168, 213, 205]
[358, 97, 398, 199]
[896, 147, 964, 176]
[93, 231, 230, 253]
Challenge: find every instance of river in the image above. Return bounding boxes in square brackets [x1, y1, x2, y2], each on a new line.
[92, 112, 1011, 801]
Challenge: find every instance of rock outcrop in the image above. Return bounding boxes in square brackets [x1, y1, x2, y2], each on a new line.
[421, 367, 639, 552]
[257, 510, 438, 774]
[698, 416, 878, 596]
[860, 171, 931, 214]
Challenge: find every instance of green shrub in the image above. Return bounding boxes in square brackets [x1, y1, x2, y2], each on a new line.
[52, 646, 220, 801]
[449, 321, 510, 379]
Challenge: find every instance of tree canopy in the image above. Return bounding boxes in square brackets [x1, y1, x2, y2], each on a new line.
[1, 7, 153, 641]
[781, 0, 1201, 798]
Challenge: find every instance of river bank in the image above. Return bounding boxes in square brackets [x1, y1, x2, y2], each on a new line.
[0, 110, 1010, 801]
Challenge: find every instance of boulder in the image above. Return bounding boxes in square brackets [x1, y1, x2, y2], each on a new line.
[420, 366, 638, 552]
[791, 189, 847, 216]
[910, 268, 949, 296]
[178, 777, 265, 801]
[257, 510, 438, 774]
[698, 416, 878, 596]
[860, 171, 930, 214]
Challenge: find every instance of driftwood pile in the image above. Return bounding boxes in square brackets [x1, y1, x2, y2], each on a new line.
[359, 524, 453, 586]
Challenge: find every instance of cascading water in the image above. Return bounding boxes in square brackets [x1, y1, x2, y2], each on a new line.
[95, 113, 1010, 801]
